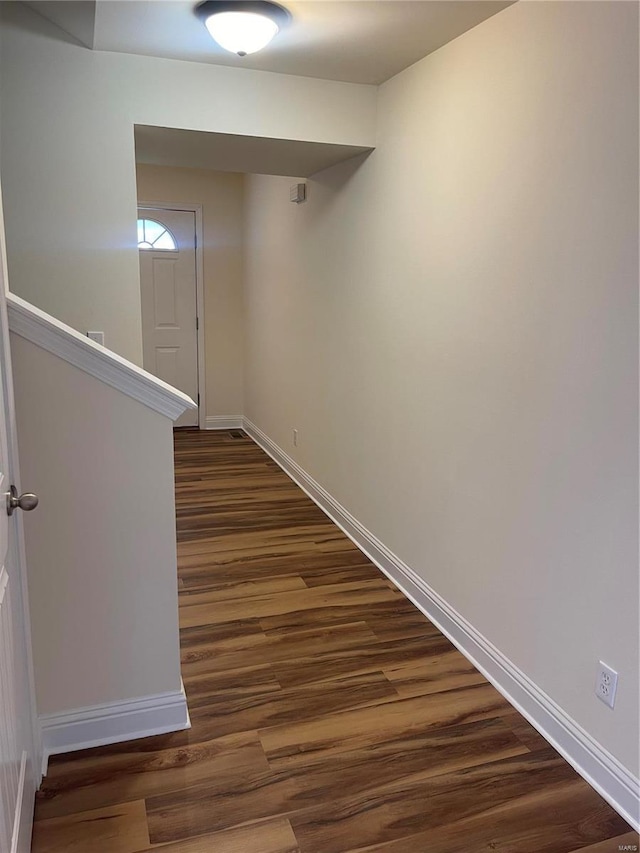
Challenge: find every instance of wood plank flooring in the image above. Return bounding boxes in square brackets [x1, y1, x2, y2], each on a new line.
[32, 429, 638, 852]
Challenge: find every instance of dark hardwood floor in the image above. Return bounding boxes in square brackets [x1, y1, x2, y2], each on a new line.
[31, 429, 638, 852]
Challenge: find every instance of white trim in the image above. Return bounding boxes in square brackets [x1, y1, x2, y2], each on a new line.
[40, 683, 191, 777]
[0, 566, 7, 603]
[205, 416, 243, 430]
[10, 752, 32, 853]
[243, 417, 640, 831]
[2, 189, 42, 818]
[138, 202, 206, 429]
[7, 293, 196, 421]
[8, 509, 42, 786]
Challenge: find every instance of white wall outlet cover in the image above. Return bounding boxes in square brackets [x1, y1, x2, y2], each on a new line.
[595, 661, 618, 709]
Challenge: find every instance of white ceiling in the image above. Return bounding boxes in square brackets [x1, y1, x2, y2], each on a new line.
[27, 0, 514, 86]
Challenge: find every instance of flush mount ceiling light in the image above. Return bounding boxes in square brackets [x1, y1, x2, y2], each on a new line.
[195, 0, 291, 56]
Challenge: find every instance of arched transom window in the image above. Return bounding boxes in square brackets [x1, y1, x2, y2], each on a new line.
[137, 218, 177, 251]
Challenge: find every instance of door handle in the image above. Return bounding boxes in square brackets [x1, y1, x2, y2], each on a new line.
[6, 485, 39, 516]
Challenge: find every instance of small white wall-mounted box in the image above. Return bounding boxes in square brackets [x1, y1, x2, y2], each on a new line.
[86, 331, 104, 346]
[290, 182, 307, 204]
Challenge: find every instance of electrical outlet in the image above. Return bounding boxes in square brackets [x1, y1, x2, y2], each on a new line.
[595, 661, 618, 708]
[293, 429, 298, 447]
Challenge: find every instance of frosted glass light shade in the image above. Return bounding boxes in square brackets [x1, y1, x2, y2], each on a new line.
[204, 11, 279, 55]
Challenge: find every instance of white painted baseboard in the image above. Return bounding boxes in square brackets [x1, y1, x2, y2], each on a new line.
[243, 417, 640, 831]
[40, 683, 190, 776]
[205, 416, 243, 430]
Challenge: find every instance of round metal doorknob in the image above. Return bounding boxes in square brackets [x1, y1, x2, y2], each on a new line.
[6, 485, 39, 516]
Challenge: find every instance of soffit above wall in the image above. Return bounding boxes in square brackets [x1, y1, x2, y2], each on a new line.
[26, 0, 514, 85]
[134, 125, 372, 177]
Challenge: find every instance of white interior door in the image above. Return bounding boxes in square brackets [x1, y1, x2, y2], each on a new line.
[138, 207, 199, 428]
[0, 187, 38, 851]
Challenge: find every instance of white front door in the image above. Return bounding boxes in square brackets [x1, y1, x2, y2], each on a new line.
[0, 188, 38, 850]
[138, 207, 199, 428]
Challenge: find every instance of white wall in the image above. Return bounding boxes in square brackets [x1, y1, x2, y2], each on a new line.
[0, 2, 376, 364]
[11, 334, 182, 714]
[136, 165, 244, 421]
[243, 0, 639, 776]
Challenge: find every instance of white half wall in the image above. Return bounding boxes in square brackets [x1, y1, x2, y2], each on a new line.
[243, 0, 639, 792]
[0, 2, 376, 364]
[10, 333, 184, 721]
